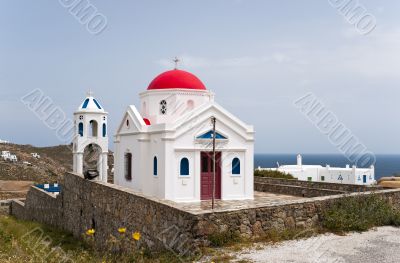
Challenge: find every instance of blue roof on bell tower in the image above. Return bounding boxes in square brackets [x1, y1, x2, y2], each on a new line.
[77, 91, 105, 112]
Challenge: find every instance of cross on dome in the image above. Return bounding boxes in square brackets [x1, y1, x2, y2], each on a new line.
[86, 89, 94, 97]
[173, 56, 180, 69]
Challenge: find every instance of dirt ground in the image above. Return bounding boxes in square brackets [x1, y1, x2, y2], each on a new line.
[232, 226, 400, 263]
[0, 180, 33, 191]
[0, 180, 33, 200]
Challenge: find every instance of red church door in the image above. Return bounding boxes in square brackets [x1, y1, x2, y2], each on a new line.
[201, 152, 221, 200]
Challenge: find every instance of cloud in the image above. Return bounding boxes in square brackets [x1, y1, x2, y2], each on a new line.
[156, 27, 400, 80]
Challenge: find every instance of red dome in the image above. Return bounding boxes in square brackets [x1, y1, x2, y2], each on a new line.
[147, 69, 206, 90]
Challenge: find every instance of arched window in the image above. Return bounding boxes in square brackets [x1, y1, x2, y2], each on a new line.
[78, 122, 84, 137]
[124, 153, 132, 181]
[160, 100, 167, 115]
[232, 158, 240, 175]
[89, 120, 98, 137]
[102, 123, 106, 137]
[153, 156, 158, 176]
[180, 158, 189, 176]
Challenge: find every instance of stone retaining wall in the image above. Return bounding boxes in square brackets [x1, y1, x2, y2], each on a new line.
[11, 187, 62, 226]
[195, 189, 400, 239]
[0, 199, 24, 216]
[11, 172, 203, 256]
[0, 200, 10, 215]
[255, 182, 346, 197]
[255, 176, 382, 192]
[10, 172, 400, 257]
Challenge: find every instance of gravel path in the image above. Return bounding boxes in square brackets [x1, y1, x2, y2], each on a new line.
[233, 226, 400, 263]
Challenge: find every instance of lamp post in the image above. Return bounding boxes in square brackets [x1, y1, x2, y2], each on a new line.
[211, 116, 216, 210]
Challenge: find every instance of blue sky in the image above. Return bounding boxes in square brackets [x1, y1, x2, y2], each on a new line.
[1, 0, 399, 154]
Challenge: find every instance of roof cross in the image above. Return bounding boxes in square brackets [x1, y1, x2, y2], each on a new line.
[173, 56, 180, 69]
[86, 89, 94, 97]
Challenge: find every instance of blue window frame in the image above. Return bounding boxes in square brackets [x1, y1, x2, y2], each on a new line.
[180, 158, 189, 176]
[232, 158, 240, 175]
[153, 156, 158, 176]
[93, 99, 102, 109]
[78, 122, 84, 136]
[82, 99, 90, 109]
[102, 123, 106, 137]
[196, 130, 227, 139]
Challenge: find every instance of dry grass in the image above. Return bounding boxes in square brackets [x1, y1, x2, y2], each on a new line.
[0, 215, 190, 263]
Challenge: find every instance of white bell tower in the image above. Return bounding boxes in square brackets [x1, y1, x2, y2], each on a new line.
[72, 92, 108, 182]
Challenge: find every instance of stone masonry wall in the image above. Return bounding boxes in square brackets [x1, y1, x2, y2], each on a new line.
[0, 200, 12, 216]
[255, 182, 346, 197]
[194, 189, 400, 239]
[11, 187, 62, 226]
[255, 176, 382, 193]
[11, 172, 203, 255]
[10, 172, 400, 256]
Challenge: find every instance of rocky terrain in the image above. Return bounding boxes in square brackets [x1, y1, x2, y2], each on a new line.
[0, 143, 114, 200]
[0, 144, 72, 183]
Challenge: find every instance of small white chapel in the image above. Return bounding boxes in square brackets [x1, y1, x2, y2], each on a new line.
[113, 66, 255, 202]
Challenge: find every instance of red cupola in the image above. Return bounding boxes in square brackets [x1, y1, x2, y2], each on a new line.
[147, 69, 206, 90]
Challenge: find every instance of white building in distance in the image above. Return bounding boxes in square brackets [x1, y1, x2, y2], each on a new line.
[258, 154, 375, 185]
[113, 69, 255, 202]
[31, 153, 41, 159]
[1, 151, 17, 162]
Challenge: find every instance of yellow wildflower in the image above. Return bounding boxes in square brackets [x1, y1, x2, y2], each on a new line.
[86, 229, 95, 236]
[118, 227, 127, 234]
[132, 231, 141, 241]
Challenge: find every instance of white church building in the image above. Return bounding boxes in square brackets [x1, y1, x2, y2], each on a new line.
[258, 154, 375, 185]
[112, 69, 255, 202]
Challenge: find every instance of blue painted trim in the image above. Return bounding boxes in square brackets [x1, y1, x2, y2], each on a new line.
[196, 130, 227, 139]
[93, 99, 102, 109]
[35, 184, 61, 193]
[82, 98, 90, 108]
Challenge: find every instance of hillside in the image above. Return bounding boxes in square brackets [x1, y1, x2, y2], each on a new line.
[0, 144, 73, 183]
[0, 143, 114, 183]
[0, 143, 114, 200]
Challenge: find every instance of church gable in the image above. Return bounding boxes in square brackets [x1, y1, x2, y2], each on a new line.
[116, 105, 146, 134]
[173, 102, 254, 142]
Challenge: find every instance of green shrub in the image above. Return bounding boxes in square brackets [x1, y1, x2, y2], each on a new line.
[323, 194, 400, 232]
[254, 169, 294, 179]
[208, 230, 240, 247]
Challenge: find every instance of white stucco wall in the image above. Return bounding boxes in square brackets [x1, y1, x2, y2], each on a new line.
[72, 98, 108, 182]
[261, 163, 375, 185]
[139, 89, 214, 125]
[114, 90, 255, 202]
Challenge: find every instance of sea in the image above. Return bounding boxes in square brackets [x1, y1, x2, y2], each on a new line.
[254, 154, 400, 181]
